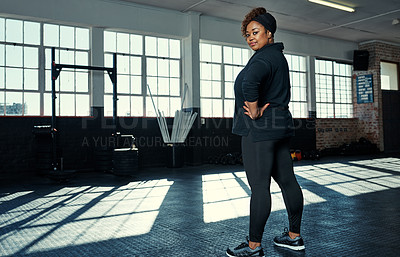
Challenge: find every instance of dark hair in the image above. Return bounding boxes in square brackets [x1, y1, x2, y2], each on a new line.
[241, 7, 267, 37]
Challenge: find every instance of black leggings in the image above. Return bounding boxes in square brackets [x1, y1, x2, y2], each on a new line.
[242, 134, 304, 243]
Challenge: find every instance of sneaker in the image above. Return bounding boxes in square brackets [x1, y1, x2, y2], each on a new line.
[273, 228, 305, 251]
[226, 241, 264, 257]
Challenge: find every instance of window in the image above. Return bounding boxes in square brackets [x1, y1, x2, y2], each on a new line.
[200, 43, 251, 118]
[381, 61, 399, 90]
[0, 18, 40, 116]
[315, 59, 352, 118]
[285, 54, 307, 118]
[104, 32, 181, 117]
[44, 24, 90, 116]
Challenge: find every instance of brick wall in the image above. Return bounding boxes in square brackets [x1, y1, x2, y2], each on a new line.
[316, 118, 358, 150]
[354, 41, 400, 151]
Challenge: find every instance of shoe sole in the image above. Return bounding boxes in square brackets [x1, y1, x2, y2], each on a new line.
[273, 241, 305, 251]
[226, 251, 265, 257]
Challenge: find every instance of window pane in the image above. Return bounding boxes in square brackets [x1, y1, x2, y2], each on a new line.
[292, 55, 299, 71]
[117, 55, 129, 74]
[118, 95, 130, 116]
[104, 31, 116, 52]
[130, 56, 141, 75]
[130, 76, 141, 94]
[6, 45, 23, 67]
[147, 76, 157, 95]
[212, 64, 221, 81]
[0, 45, 4, 65]
[145, 36, 157, 56]
[5, 91, 23, 115]
[76, 51, 88, 66]
[104, 73, 113, 93]
[201, 43, 211, 62]
[0, 91, 3, 115]
[24, 47, 38, 68]
[170, 60, 179, 78]
[223, 46, 232, 64]
[130, 34, 143, 55]
[201, 98, 212, 117]
[131, 96, 143, 116]
[104, 53, 113, 67]
[170, 78, 180, 96]
[6, 68, 23, 90]
[44, 24, 59, 47]
[200, 80, 211, 97]
[146, 58, 157, 76]
[76, 94, 90, 116]
[60, 50, 75, 65]
[224, 82, 234, 98]
[145, 96, 157, 117]
[60, 26, 75, 48]
[24, 92, 40, 115]
[213, 99, 223, 117]
[224, 99, 234, 118]
[233, 48, 241, 65]
[242, 49, 250, 65]
[0, 67, 4, 89]
[170, 97, 180, 115]
[76, 28, 89, 50]
[60, 94, 75, 116]
[158, 59, 169, 77]
[211, 45, 221, 63]
[212, 81, 221, 98]
[0, 18, 4, 41]
[104, 95, 113, 116]
[169, 39, 180, 58]
[225, 66, 233, 81]
[158, 97, 169, 116]
[117, 33, 130, 54]
[6, 19, 23, 43]
[60, 71, 74, 92]
[117, 75, 130, 94]
[24, 21, 40, 45]
[43, 93, 57, 116]
[158, 77, 169, 95]
[158, 38, 168, 57]
[201, 63, 211, 80]
[76, 72, 88, 92]
[24, 69, 39, 90]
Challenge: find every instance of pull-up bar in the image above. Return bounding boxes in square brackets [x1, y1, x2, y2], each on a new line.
[50, 47, 118, 171]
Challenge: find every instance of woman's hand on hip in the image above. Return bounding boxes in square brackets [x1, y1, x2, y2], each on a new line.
[243, 101, 270, 120]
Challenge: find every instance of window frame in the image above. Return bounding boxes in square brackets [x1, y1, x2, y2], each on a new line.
[199, 41, 251, 118]
[315, 58, 353, 118]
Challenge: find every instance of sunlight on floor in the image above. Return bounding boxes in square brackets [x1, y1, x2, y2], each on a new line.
[202, 171, 325, 223]
[202, 157, 400, 223]
[0, 179, 173, 256]
[295, 158, 400, 196]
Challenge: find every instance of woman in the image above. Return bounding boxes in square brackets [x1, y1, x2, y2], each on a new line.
[226, 7, 305, 257]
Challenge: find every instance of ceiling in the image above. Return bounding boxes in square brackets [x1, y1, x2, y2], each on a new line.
[118, 0, 400, 44]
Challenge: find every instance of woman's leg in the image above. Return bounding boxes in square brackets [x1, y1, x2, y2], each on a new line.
[242, 134, 276, 243]
[271, 137, 304, 234]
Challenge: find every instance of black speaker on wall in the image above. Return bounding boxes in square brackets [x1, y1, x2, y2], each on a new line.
[353, 50, 369, 70]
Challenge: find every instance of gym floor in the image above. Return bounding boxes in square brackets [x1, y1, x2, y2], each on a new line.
[1, 154, 400, 257]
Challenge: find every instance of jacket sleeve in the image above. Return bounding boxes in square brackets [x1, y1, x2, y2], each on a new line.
[242, 59, 270, 102]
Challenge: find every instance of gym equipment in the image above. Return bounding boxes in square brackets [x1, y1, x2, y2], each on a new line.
[45, 47, 118, 176]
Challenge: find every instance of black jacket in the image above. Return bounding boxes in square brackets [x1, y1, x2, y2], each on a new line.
[232, 42, 294, 141]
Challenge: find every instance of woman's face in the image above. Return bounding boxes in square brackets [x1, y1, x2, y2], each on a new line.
[245, 21, 272, 51]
